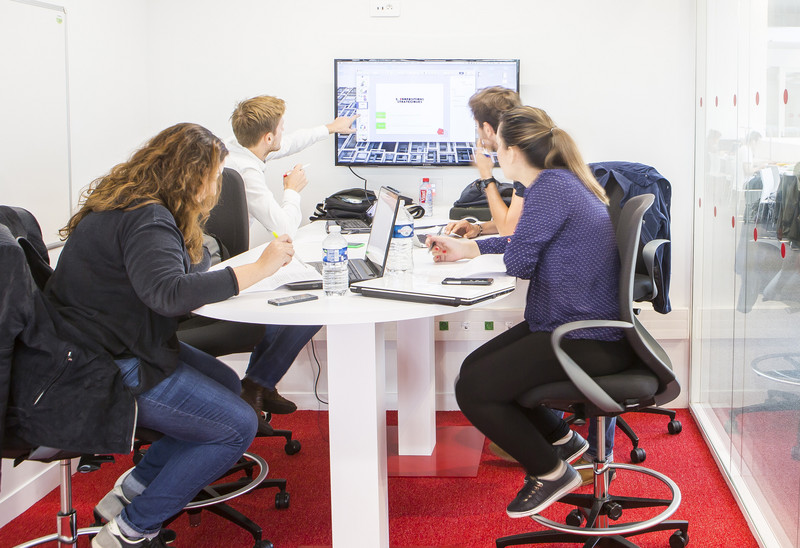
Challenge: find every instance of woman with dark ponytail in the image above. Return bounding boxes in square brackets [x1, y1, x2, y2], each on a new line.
[426, 106, 637, 518]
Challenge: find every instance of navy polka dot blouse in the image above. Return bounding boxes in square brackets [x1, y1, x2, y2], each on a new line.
[476, 169, 622, 340]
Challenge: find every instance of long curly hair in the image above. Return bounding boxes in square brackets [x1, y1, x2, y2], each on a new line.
[62, 123, 228, 263]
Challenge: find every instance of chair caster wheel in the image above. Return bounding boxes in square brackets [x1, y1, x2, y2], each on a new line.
[630, 447, 646, 463]
[605, 502, 623, 520]
[668, 420, 682, 434]
[275, 491, 290, 509]
[254, 540, 273, 548]
[669, 530, 689, 548]
[285, 439, 301, 455]
[565, 509, 584, 527]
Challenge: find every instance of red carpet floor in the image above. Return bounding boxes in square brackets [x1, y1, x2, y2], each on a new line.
[0, 409, 757, 547]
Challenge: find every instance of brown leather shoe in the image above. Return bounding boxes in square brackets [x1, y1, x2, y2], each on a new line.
[261, 387, 297, 415]
[575, 456, 616, 486]
[241, 378, 274, 436]
[241, 377, 264, 411]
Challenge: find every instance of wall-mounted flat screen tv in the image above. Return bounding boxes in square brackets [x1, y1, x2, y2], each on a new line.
[334, 59, 520, 167]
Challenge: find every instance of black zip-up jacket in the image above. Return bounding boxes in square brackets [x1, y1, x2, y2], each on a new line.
[1, 221, 135, 468]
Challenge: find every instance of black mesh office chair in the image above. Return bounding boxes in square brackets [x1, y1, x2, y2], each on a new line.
[1, 207, 274, 548]
[602, 180, 682, 464]
[177, 168, 301, 456]
[177, 167, 267, 357]
[496, 195, 689, 548]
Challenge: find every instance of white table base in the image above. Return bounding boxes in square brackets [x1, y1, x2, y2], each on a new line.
[327, 322, 389, 548]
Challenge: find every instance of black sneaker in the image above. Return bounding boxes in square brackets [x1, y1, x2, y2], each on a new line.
[261, 388, 297, 414]
[506, 465, 582, 518]
[553, 431, 589, 463]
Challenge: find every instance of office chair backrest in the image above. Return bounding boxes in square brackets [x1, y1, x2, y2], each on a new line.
[605, 179, 655, 301]
[615, 194, 679, 405]
[205, 168, 249, 258]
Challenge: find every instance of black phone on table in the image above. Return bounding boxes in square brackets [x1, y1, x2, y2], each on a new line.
[268, 293, 319, 306]
[441, 277, 494, 286]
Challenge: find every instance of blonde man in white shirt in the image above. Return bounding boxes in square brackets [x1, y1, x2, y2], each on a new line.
[226, 95, 357, 243]
[225, 95, 356, 421]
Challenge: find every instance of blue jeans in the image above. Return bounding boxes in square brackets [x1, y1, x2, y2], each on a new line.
[245, 324, 321, 389]
[115, 343, 257, 535]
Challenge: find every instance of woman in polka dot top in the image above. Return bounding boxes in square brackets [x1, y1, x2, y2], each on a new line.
[426, 106, 639, 519]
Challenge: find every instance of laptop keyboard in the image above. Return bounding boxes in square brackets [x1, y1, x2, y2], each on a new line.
[311, 259, 377, 281]
[338, 219, 370, 229]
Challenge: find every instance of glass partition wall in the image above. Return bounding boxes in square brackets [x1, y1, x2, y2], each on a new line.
[693, 0, 800, 546]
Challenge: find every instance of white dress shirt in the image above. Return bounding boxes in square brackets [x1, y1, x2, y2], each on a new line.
[225, 126, 328, 243]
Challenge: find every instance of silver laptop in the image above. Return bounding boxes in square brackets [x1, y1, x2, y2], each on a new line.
[301, 185, 400, 285]
[350, 275, 516, 306]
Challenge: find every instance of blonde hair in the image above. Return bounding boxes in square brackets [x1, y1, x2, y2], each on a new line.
[468, 86, 522, 132]
[499, 106, 608, 205]
[230, 95, 286, 148]
[62, 123, 227, 263]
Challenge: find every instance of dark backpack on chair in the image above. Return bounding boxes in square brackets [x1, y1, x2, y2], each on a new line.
[449, 179, 514, 221]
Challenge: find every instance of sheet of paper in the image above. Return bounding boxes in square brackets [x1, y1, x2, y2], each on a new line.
[459, 253, 508, 276]
[239, 257, 321, 294]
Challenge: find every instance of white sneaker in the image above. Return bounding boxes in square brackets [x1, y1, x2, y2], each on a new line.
[93, 485, 132, 524]
[91, 519, 147, 548]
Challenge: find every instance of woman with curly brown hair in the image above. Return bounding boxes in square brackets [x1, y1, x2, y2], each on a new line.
[46, 123, 295, 547]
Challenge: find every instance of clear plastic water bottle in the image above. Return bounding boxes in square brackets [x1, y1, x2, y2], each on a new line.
[322, 225, 349, 296]
[419, 177, 433, 217]
[386, 206, 414, 274]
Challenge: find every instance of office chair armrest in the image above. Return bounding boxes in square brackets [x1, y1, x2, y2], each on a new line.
[640, 239, 669, 301]
[551, 320, 634, 414]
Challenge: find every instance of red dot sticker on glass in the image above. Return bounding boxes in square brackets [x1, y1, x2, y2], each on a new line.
[756, 92, 760, 105]
[754, 228, 758, 242]
[714, 206, 717, 217]
[731, 216, 735, 228]
[785, 89, 789, 105]
[700, 97, 703, 107]
[782, 242, 787, 259]
[734, 94, 737, 106]
[715, 96, 719, 107]
[699, 198, 702, 208]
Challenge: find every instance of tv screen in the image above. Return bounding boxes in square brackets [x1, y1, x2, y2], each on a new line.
[334, 59, 520, 167]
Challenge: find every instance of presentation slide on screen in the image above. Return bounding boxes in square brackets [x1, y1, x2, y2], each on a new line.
[335, 60, 517, 166]
[373, 83, 445, 139]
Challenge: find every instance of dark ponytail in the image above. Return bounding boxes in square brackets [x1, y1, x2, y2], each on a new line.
[499, 107, 608, 205]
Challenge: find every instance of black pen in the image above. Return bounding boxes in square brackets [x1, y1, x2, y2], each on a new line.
[428, 226, 444, 253]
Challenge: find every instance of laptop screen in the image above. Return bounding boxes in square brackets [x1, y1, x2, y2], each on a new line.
[364, 186, 401, 271]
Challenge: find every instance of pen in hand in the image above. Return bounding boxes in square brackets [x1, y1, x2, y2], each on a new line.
[283, 163, 311, 178]
[428, 226, 444, 253]
[272, 231, 308, 267]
